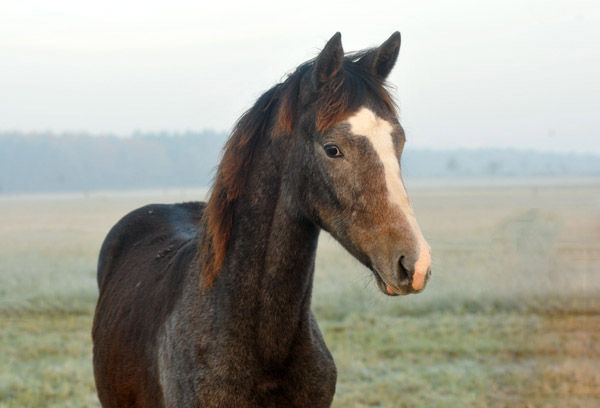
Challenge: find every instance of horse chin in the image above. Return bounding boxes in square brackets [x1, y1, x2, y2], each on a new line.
[371, 269, 414, 297]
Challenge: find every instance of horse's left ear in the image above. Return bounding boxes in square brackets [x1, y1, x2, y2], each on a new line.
[358, 31, 401, 80]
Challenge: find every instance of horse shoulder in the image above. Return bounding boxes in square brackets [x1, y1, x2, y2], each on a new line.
[96, 201, 205, 289]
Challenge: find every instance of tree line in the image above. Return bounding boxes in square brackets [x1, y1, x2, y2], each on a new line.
[1, 131, 598, 193]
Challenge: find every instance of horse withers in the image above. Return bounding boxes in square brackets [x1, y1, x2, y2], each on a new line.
[93, 32, 431, 407]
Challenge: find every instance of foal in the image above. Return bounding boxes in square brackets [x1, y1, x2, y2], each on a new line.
[93, 32, 431, 407]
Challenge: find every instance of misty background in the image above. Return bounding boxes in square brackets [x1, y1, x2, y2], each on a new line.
[1, 0, 599, 193]
[1, 3, 599, 406]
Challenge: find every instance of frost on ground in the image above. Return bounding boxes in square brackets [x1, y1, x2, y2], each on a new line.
[1, 181, 599, 407]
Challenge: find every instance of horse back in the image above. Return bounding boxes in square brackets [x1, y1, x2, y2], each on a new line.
[93, 201, 205, 407]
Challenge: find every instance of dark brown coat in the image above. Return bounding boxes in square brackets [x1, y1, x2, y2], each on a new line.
[93, 32, 431, 407]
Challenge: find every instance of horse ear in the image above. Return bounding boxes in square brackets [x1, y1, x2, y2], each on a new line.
[313, 32, 344, 90]
[358, 31, 401, 80]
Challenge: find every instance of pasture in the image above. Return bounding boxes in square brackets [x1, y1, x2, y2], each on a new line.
[1, 179, 599, 407]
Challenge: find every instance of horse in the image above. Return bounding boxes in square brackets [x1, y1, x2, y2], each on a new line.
[92, 31, 432, 407]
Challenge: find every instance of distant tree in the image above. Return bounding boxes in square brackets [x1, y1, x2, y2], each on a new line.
[1, 133, 599, 193]
[486, 160, 502, 175]
[446, 157, 459, 172]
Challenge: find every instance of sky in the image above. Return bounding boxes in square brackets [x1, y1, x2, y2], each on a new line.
[1, 0, 598, 153]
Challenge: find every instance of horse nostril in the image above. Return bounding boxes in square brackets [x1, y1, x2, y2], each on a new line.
[397, 255, 411, 283]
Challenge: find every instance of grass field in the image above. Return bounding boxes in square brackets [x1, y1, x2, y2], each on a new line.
[1, 180, 599, 407]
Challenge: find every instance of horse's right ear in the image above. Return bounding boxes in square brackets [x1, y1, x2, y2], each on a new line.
[313, 32, 344, 90]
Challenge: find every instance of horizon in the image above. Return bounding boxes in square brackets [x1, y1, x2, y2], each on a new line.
[2, 130, 599, 195]
[2, 129, 599, 157]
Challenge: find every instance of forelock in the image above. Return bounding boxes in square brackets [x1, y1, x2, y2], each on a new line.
[274, 54, 397, 135]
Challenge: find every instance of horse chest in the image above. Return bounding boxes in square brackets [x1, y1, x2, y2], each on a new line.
[157, 313, 337, 407]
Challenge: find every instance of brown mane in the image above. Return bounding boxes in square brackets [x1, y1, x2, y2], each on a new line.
[199, 53, 397, 287]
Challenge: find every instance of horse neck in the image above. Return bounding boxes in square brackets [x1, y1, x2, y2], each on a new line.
[211, 137, 320, 364]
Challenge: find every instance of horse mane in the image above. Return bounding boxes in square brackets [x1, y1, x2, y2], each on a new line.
[199, 50, 397, 287]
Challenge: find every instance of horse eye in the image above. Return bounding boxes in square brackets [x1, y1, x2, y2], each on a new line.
[324, 144, 343, 158]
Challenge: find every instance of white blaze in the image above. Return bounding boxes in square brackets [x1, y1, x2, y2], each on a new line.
[347, 108, 431, 290]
